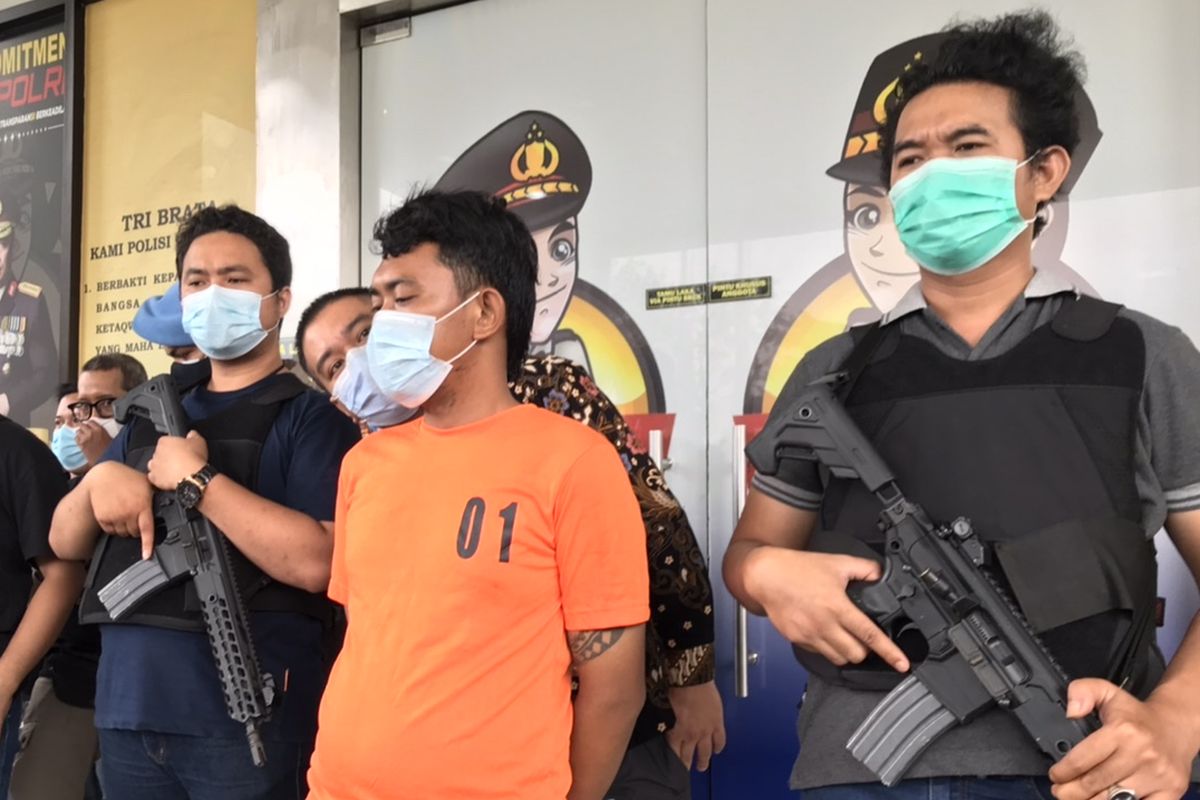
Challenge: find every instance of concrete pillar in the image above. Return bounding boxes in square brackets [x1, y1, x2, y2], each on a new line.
[256, 0, 360, 352]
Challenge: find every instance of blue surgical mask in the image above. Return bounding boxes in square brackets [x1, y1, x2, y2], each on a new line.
[889, 154, 1038, 275]
[51, 426, 87, 472]
[332, 345, 417, 431]
[366, 293, 479, 408]
[181, 285, 279, 360]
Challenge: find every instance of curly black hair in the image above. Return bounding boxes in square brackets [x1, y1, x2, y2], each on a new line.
[879, 10, 1086, 216]
[371, 189, 537, 382]
[174, 205, 293, 291]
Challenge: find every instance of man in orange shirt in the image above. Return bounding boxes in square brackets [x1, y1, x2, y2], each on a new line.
[306, 189, 649, 800]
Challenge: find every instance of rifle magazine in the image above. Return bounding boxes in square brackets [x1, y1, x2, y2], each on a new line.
[98, 557, 171, 620]
[847, 673, 958, 786]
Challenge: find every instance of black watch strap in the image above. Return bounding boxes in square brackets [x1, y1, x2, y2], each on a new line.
[192, 464, 216, 488]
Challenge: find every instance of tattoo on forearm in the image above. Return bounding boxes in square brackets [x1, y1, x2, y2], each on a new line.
[569, 628, 625, 663]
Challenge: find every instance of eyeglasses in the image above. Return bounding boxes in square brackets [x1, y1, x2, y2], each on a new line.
[68, 397, 117, 422]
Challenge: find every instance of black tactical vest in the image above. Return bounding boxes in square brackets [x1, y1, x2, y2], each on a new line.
[797, 295, 1161, 696]
[79, 363, 333, 630]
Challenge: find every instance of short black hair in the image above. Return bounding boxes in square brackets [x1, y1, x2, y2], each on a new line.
[371, 189, 537, 382]
[296, 287, 373, 381]
[80, 353, 148, 391]
[880, 10, 1086, 233]
[175, 204, 292, 291]
[57, 382, 77, 401]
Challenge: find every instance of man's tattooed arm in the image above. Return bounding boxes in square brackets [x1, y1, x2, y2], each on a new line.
[568, 628, 626, 664]
[565, 624, 646, 800]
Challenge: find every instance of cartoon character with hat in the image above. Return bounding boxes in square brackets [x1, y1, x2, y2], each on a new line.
[436, 110, 666, 414]
[742, 33, 1101, 415]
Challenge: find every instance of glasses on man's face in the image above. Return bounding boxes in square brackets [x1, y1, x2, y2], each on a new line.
[68, 397, 117, 422]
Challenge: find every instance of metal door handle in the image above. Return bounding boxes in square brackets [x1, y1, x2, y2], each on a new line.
[732, 423, 758, 698]
[648, 429, 672, 472]
[736, 603, 750, 698]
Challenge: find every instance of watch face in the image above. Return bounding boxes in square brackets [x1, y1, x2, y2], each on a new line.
[178, 480, 203, 509]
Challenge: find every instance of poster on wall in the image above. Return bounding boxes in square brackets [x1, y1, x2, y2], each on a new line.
[434, 111, 668, 417]
[0, 21, 69, 432]
[78, 0, 255, 378]
[359, 4, 711, 512]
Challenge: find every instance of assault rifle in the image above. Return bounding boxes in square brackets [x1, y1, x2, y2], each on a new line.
[96, 375, 275, 767]
[746, 378, 1100, 786]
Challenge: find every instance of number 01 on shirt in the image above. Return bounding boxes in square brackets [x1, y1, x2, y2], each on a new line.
[308, 403, 651, 800]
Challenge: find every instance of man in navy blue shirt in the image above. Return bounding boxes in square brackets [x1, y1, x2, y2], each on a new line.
[51, 206, 360, 800]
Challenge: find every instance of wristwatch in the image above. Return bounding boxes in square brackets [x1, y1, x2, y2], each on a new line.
[177, 464, 217, 510]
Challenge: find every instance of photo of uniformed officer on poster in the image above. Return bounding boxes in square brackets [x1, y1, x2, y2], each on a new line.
[0, 21, 72, 433]
[436, 110, 667, 414]
[743, 32, 1101, 415]
[0, 147, 58, 429]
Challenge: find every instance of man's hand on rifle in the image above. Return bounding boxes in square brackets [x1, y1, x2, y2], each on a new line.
[1048, 678, 1196, 800]
[147, 432, 209, 493]
[744, 547, 910, 672]
[86, 461, 156, 559]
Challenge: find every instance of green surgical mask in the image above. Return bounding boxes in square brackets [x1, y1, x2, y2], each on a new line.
[889, 154, 1038, 275]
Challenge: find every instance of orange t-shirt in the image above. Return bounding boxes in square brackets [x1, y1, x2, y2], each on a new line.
[307, 404, 649, 800]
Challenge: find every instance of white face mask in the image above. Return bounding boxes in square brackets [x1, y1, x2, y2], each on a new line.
[331, 345, 418, 431]
[365, 292, 479, 408]
[95, 415, 124, 438]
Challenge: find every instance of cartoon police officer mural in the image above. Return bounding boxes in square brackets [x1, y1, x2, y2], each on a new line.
[0, 189, 56, 427]
[436, 110, 667, 414]
[743, 33, 1101, 415]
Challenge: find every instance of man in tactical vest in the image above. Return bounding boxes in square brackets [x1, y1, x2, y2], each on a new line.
[724, 11, 1200, 800]
[50, 206, 361, 799]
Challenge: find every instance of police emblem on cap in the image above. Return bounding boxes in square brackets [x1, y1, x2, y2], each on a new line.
[825, 34, 945, 186]
[436, 110, 592, 232]
[503, 121, 580, 208]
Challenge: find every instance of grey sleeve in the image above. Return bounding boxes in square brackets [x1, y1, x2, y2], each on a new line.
[749, 331, 857, 510]
[1128, 311, 1200, 514]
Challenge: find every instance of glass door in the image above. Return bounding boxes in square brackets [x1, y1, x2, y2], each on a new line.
[360, 1, 1200, 798]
